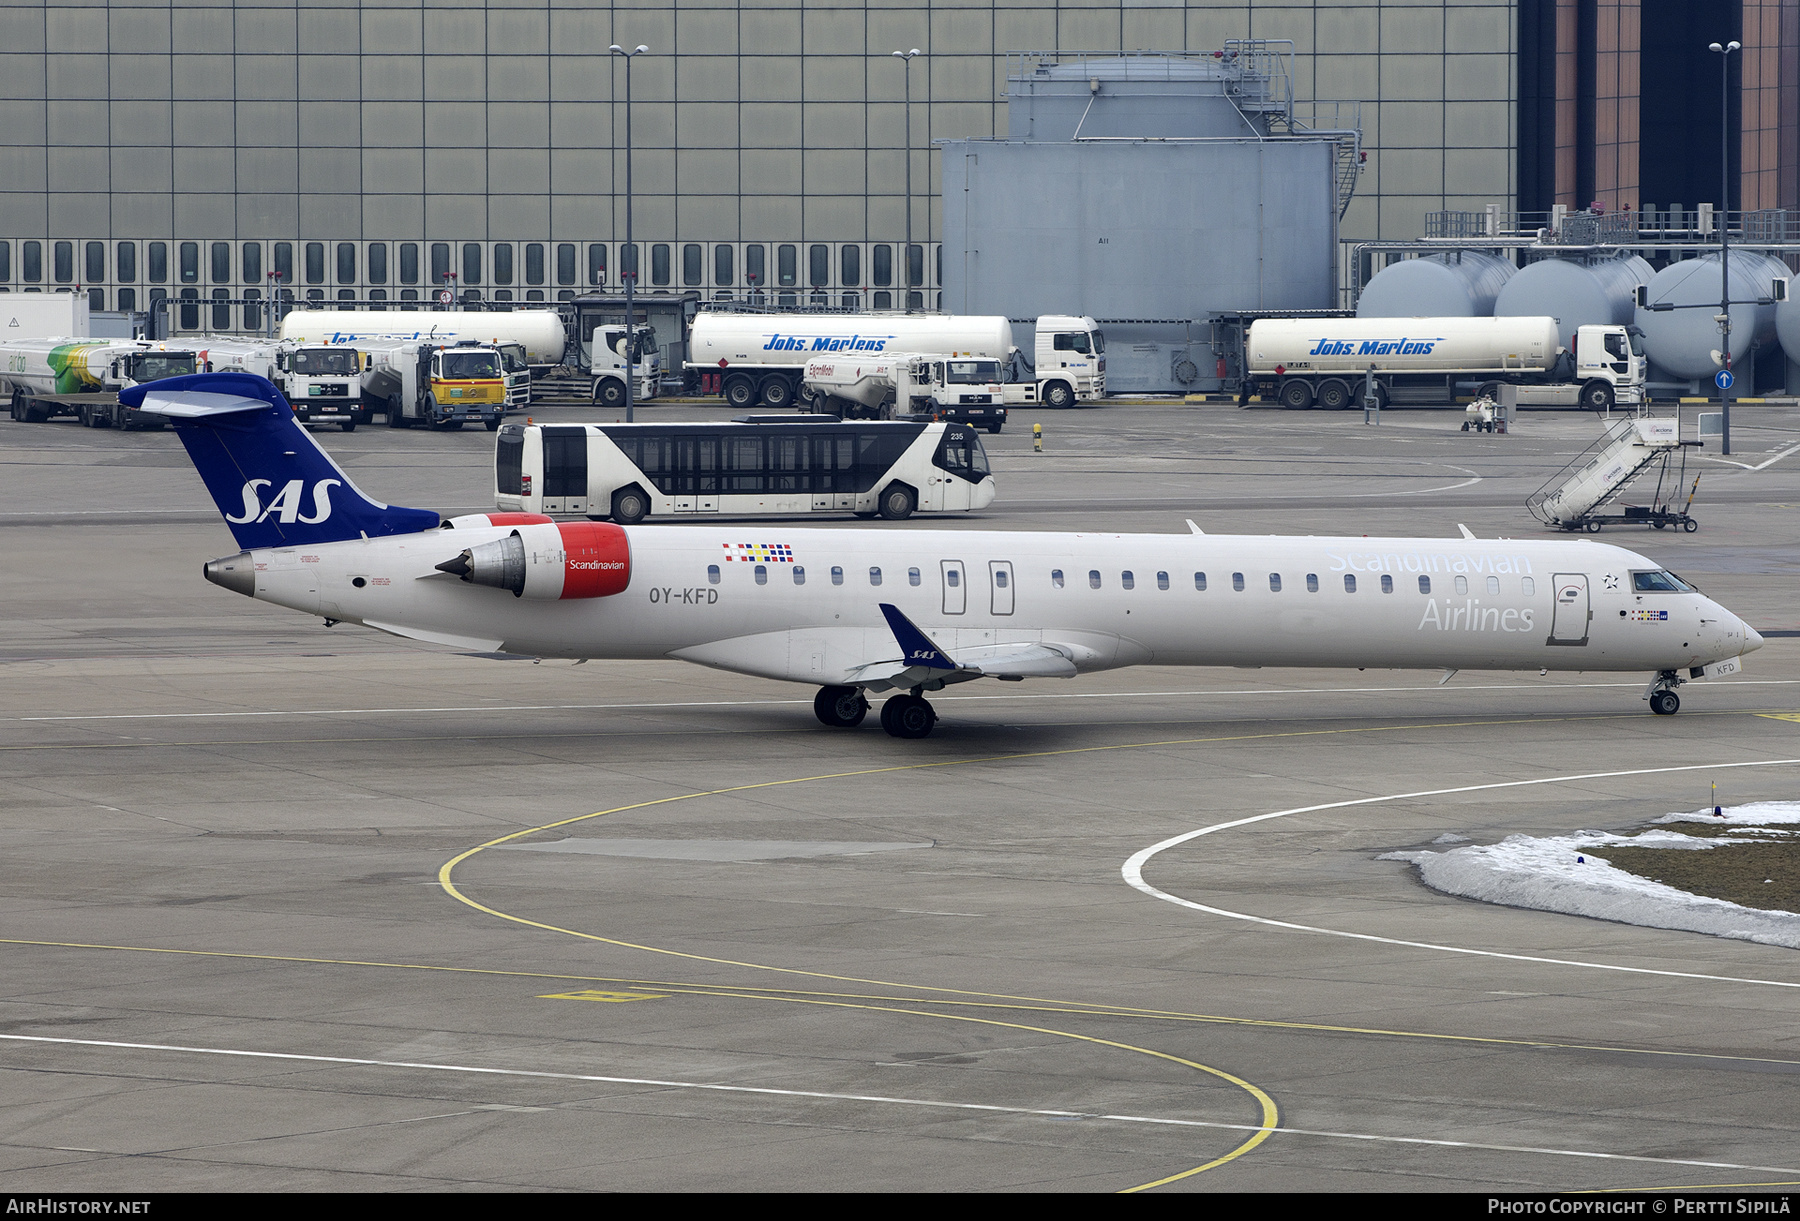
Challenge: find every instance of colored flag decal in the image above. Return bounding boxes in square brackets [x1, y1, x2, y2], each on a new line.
[722, 543, 794, 563]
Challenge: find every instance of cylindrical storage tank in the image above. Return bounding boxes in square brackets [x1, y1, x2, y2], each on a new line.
[1356, 251, 1516, 318]
[1775, 287, 1800, 367]
[1635, 251, 1790, 379]
[1494, 255, 1653, 350]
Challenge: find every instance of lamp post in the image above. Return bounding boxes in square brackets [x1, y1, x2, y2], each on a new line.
[892, 49, 921, 313]
[611, 43, 649, 421]
[1709, 38, 1739, 456]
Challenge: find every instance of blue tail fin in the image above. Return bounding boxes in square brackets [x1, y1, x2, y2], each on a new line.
[121, 372, 440, 549]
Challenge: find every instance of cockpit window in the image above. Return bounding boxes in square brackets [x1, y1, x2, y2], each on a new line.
[1632, 570, 1692, 592]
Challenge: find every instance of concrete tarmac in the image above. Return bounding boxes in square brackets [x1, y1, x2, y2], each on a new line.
[2, 400, 1797, 1192]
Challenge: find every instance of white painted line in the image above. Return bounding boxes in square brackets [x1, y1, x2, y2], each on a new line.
[7, 1034, 1798, 1176]
[17, 679, 1798, 722]
[1702, 440, 1800, 472]
[1122, 759, 1800, 989]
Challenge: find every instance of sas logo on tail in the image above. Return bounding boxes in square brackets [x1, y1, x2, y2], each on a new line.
[225, 478, 341, 525]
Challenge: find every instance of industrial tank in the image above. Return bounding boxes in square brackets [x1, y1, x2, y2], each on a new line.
[1634, 251, 1791, 380]
[1494, 255, 1653, 350]
[1774, 290, 1800, 368]
[1356, 251, 1516, 318]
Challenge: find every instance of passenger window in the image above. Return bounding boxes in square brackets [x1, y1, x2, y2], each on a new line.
[1487, 576, 1500, 595]
[1454, 576, 1468, 595]
[1157, 571, 1169, 590]
[947, 569, 960, 587]
[1522, 577, 1536, 596]
[1269, 574, 1282, 592]
[707, 564, 720, 584]
[1344, 574, 1356, 592]
[1195, 572, 1207, 591]
[1088, 570, 1101, 589]
[909, 567, 920, 587]
[1052, 569, 1064, 588]
[1232, 572, 1245, 591]
[794, 566, 805, 585]
[1381, 575, 1394, 593]
[1306, 573, 1319, 592]
[754, 565, 767, 586]
[831, 566, 843, 585]
[1418, 576, 1431, 594]
[1121, 571, 1134, 590]
[870, 567, 882, 586]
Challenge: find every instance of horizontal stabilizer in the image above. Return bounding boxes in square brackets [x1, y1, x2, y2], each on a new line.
[132, 390, 271, 419]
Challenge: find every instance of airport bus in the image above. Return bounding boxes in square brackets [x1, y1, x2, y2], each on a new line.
[494, 419, 995, 522]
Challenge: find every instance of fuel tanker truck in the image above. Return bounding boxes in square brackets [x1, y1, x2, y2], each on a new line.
[801, 352, 1008, 430]
[687, 312, 1105, 410]
[2, 337, 199, 428]
[277, 309, 567, 365]
[1243, 315, 1645, 411]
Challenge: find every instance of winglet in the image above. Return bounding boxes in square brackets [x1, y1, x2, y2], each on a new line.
[1186, 519, 1205, 535]
[1457, 524, 1476, 539]
[878, 603, 957, 671]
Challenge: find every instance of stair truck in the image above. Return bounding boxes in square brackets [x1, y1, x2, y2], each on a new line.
[2, 337, 199, 428]
[802, 352, 1008, 431]
[1243, 316, 1646, 411]
[588, 324, 662, 408]
[1527, 417, 1703, 532]
[354, 337, 509, 430]
[198, 337, 369, 430]
[686, 312, 1104, 410]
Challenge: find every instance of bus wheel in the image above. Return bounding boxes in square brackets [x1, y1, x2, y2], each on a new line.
[595, 378, 626, 408]
[1042, 381, 1075, 409]
[814, 686, 868, 728]
[1315, 379, 1351, 410]
[611, 485, 650, 525]
[761, 377, 794, 408]
[723, 375, 757, 408]
[877, 482, 916, 521]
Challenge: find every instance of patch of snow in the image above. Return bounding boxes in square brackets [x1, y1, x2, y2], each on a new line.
[1382, 802, 1800, 949]
[1431, 832, 1471, 845]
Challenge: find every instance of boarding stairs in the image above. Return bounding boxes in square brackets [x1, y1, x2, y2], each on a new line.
[1527, 418, 1699, 532]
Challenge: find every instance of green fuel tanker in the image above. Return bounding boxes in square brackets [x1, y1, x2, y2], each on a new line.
[3, 337, 199, 427]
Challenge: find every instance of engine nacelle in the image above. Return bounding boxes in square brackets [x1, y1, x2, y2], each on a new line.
[436, 521, 630, 599]
[443, 512, 555, 530]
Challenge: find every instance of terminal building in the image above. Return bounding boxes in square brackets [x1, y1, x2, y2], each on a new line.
[0, 1, 1793, 358]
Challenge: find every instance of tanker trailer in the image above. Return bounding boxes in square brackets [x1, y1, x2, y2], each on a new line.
[278, 309, 568, 366]
[1243, 315, 1644, 410]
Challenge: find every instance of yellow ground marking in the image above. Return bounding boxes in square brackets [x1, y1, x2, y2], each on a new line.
[540, 989, 665, 1003]
[1756, 713, 1800, 722]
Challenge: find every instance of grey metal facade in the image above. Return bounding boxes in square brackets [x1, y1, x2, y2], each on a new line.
[0, 1, 1519, 322]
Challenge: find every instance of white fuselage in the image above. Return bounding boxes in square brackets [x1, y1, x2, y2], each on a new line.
[238, 525, 1757, 685]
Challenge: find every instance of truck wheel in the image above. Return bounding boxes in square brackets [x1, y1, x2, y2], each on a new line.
[876, 482, 916, 521]
[611, 485, 650, 525]
[1279, 379, 1314, 409]
[484, 418, 501, 432]
[1581, 381, 1613, 412]
[723, 375, 757, 408]
[760, 377, 794, 408]
[387, 397, 410, 428]
[1042, 381, 1075, 409]
[987, 422, 1003, 434]
[340, 419, 356, 432]
[595, 378, 626, 408]
[22, 398, 48, 423]
[1315, 379, 1351, 410]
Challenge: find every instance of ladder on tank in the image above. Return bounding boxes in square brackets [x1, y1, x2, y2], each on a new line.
[1526, 417, 1701, 532]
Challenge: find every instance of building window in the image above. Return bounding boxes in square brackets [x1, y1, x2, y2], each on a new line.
[178, 287, 199, 328]
[873, 291, 891, 309]
[367, 243, 387, 285]
[683, 244, 702, 286]
[430, 242, 451, 284]
[86, 242, 106, 284]
[841, 245, 860, 286]
[588, 243, 606, 285]
[241, 242, 260, 284]
[810, 244, 829, 286]
[907, 243, 924, 287]
[525, 243, 544, 285]
[620, 243, 638, 283]
[872, 244, 892, 286]
[87, 287, 103, 311]
[116, 242, 135, 283]
[462, 243, 481, 285]
[400, 243, 419, 284]
[777, 244, 797, 286]
[148, 241, 168, 283]
[117, 287, 135, 311]
[212, 289, 231, 329]
[745, 244, 765, 289]
[336, 242, 356, 285]
[490, 243, 511, 286]
[556, 243, 576, 286]
[651, 243, 670, 286]
[0, 241, 9, 282]
[177, 241, 199, 284]
[714, 244, 733, 286]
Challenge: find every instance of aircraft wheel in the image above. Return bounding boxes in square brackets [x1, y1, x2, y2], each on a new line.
[1649, 689, 1680, 716]
[814, 686, 868, 728]
[880, 694, 937, 739]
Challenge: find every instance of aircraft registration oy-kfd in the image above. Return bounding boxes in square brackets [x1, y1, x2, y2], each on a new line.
[128, 374, 1764, 740]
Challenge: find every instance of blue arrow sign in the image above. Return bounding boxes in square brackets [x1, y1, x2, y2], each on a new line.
[1715, 369, 1735, 390]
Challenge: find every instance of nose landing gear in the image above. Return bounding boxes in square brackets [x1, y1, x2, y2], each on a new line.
[1645, 670, 1685, 715]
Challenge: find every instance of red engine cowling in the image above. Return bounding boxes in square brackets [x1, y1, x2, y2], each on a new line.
[436, 521, 630, 600]
[443, 512, 556, 530]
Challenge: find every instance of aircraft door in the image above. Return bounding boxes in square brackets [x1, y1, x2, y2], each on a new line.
[990, 560, 1014, 615]
[941, 560, 966, 614]
[1549, 573, 1590, 645]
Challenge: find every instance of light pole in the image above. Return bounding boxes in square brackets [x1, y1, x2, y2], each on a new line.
[611, 43, 649, 421]
[892, 49, 921, 313]
[1709, 38, 1739, 456]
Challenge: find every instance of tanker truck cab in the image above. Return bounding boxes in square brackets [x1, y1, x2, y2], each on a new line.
[1571, 324, 1646, 407]
[1006, 314, 1105, 408]
[589, 325, 661, 409]
[362, 338, 507, 431]
[497, 342, 532, 410]
[277, 345, 366, 429]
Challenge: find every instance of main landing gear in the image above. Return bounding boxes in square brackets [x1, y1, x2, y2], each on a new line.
[1645, 669, 1684, 716]
[813, 685, 938, 738]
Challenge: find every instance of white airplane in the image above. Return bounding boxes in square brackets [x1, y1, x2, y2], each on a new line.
[128, 373, 1764, 739]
